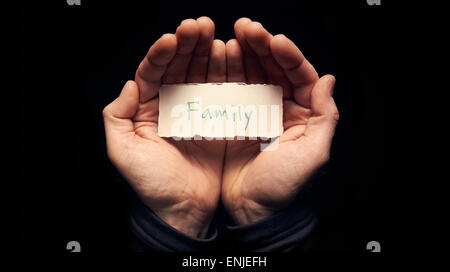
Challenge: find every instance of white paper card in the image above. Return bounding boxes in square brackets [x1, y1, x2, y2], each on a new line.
[158, 83, 283, 139]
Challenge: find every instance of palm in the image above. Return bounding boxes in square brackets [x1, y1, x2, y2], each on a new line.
[125, 101, 225, 214]
[224, 102, 312, 206]
[222, 19, 338, 224]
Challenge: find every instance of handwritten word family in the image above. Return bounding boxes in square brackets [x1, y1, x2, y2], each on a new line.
[170, 97, 281, 139]
[158, 83, 283, 141]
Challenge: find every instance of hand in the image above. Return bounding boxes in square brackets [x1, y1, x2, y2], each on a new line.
[222, 18, 339, 225]
[103, 17, 227, 238]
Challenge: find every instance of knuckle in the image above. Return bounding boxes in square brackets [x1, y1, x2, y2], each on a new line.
[325, 107, 340, 124]
[102, 104, 114, 119]
[332, 111, 340, 122]
[102, 106, 110, 118]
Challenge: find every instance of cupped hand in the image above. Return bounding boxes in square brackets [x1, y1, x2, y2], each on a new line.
[222, 18, 339, 225]
[103, 17, 226, 238]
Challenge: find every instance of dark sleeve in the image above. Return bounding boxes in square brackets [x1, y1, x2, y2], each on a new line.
[223, 190, 318, 252]
[130, 203, 218, 252]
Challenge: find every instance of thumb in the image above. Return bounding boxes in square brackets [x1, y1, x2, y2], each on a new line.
[103, 80, 139, 136]
[304, 75, 339, 156]
[310, 75, 339, 120]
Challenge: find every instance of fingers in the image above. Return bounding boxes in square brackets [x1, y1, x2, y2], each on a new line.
[243, 21, 292, 97]
[163, 19, 200, 84]
[186, 17, 215, 83]
[271, 34, 319, 107]
[207, 40, 226, 82]
[225, 39, 245, 82]
[103, 80, 139, 135]
[234, 18, 266, 83]
[135, 34, 177, 103]
[234, 18, 319, 106]
[304, 75, 339, 150]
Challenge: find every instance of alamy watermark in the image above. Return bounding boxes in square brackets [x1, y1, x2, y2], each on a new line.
[366, 241, 381, 252]
[66, 241, 81, 252]
[168, 98, 282, 151]
[67, 0, 81, 6]
[366, 0, 381, 6]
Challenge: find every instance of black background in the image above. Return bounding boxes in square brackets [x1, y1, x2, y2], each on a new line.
[16, 0, 441, 253]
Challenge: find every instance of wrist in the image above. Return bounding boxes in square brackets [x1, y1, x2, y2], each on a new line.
[149, 200, 215, 238]
[131, 203, 219, 251]
[227, 198, 275, 226]
[156, 210, 212, 238]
